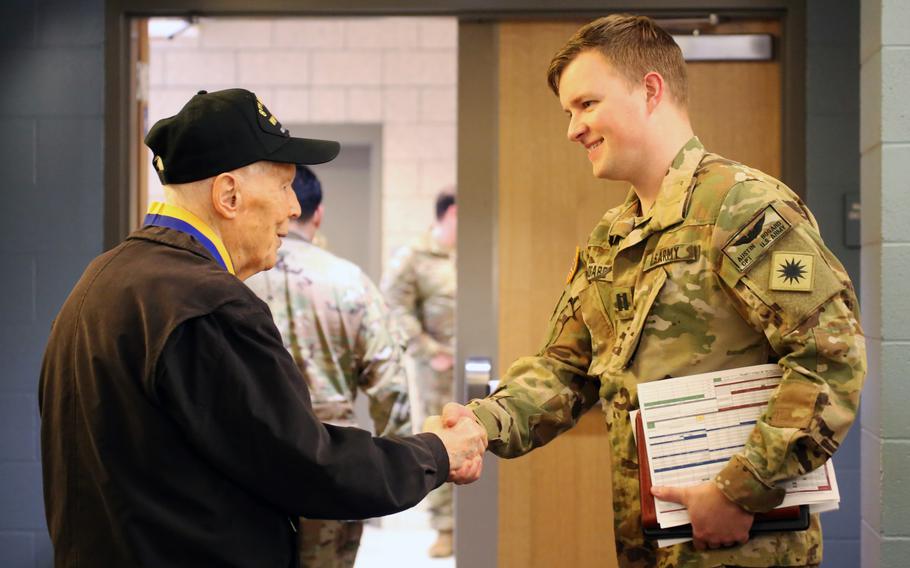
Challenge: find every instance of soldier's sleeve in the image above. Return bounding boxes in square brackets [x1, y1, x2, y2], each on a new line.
[354, 272, 412, 437]
[712, 180, 867, 513]
[466, 253, 601, 459]
[380, 246, 447, 359]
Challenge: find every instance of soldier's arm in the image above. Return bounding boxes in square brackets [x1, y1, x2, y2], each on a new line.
[354, 273, 412, 437]
[712, 181, 866, 513]
[380, 247, 447, 359]
[466, 267, 601, 459]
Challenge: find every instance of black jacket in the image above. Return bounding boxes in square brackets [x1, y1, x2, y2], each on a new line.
[39, 226, 449, 567]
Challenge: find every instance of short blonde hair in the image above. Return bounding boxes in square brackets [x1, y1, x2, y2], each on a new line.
[547, 14, 688, 106]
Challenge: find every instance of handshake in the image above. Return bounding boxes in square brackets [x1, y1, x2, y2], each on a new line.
[423, 403, 488, 485]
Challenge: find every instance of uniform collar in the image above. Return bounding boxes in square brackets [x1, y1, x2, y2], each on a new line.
[286, 227, 311, 243]
[607, 137, 705, 247]
[418, 229, 454, 257]
[649, 136, 705, 230]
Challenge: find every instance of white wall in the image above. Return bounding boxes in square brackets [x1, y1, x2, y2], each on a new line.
[147, 16, 458, 264]
[860, 1, 910, 566]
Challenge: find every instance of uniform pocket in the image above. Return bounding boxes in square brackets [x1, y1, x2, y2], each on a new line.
[609, 268, 668, 371]
[767, 380, 819, 429]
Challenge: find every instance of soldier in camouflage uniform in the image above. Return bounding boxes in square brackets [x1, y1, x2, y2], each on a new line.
[381, 191, 457, 557]
[441, 15, 864, 568]
[246, 166, 411, 568]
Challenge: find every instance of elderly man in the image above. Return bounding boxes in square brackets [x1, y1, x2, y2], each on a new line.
[38, 88, 484, 568]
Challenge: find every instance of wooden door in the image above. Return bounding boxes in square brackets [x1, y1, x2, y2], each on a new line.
[494, 19, 781, 568]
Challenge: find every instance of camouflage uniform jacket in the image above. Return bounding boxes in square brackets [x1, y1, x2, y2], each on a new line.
[246, 232, 411, 437]
[468, 138, 866, 567]
[381, 231, 456, 361]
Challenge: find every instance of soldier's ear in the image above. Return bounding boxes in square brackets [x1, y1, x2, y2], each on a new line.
[312, 205, 324, 228]
[643, 71, 665, 113]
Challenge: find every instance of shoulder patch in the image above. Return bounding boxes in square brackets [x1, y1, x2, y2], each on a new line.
[723, 203, 791, 273]
[769, 251, 815, 292]
[566, 246, 581, 285]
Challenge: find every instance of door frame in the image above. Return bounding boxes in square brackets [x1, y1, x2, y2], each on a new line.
[103, 3, 806, 567]
[105, 0, 805, 248]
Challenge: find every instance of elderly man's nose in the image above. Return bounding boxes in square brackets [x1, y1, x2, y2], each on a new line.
[289, 194, 301, 219]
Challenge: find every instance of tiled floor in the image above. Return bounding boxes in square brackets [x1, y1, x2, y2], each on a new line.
[354, 503, 455, 568]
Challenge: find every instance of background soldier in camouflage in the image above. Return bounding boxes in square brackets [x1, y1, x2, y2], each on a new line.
[381, 191, 457, 557]
[440, 15, 865, 568]
[246, 166, 411, 568]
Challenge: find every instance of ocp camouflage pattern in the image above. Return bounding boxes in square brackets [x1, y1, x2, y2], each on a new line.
[246, 234, 411, 437]
[381, 230, 456, 363]
[468, 138, 865, 567]
[381, 230, 457, 531]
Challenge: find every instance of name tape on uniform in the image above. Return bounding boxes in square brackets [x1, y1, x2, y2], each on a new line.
[645, 244, 701, 271]
[586, 263, 612, 282]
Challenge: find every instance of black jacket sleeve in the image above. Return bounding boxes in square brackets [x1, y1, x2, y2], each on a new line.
[153, 296, 449, 520]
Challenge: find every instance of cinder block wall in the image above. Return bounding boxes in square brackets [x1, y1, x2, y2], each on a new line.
[0, 0, 105, 566]
[148, 17, 458, 264]
[860, 0, 910, 566]
[805, 1, 862, 565]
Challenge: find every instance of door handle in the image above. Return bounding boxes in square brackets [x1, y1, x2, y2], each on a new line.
[464, 356, 495, 400]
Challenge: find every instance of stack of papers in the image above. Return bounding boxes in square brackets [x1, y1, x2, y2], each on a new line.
[635, 364, 840, 545]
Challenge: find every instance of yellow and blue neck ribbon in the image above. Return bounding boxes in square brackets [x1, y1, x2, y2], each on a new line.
[144, 202, 235, 275]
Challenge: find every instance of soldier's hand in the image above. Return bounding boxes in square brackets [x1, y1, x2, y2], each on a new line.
[441, 402, 488, 446]
[423, 414, 486, 484]
[651, 483, 754, 550]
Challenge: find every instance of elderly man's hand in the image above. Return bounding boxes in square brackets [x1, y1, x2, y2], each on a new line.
[651, 482, 754, 550]
[423, 409, 487, 485]
[441, 402, 488, 442]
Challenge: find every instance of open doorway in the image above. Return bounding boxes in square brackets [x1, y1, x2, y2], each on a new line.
[108, 4, 816, 568]
[138, 15, 459, 568]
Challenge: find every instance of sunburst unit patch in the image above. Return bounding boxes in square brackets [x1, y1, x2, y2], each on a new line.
[723, 204, 792, 272]
[769, 251, 815, 292]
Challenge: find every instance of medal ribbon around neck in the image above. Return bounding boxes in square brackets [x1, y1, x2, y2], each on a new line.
[144, 202, 235, 275]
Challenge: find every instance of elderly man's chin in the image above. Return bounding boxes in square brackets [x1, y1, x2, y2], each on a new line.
[258, 241, 282, 273]
[263, 252, 279, 272]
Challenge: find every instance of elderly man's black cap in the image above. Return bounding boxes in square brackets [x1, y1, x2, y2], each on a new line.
[145, 88, 340, 184]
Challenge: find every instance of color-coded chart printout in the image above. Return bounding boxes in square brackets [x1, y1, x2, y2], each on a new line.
[637, 364, 840, 529]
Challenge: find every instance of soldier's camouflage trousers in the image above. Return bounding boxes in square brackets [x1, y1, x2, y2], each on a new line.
[298, 518, 364, 568]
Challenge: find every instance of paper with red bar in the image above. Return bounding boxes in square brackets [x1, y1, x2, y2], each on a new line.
[636, 364, 840, 531]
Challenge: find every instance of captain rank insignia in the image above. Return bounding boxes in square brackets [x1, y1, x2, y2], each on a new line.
[613, 286, 634, 319]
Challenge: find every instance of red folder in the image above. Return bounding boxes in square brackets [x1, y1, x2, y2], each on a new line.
[635, 411, 807, 538]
